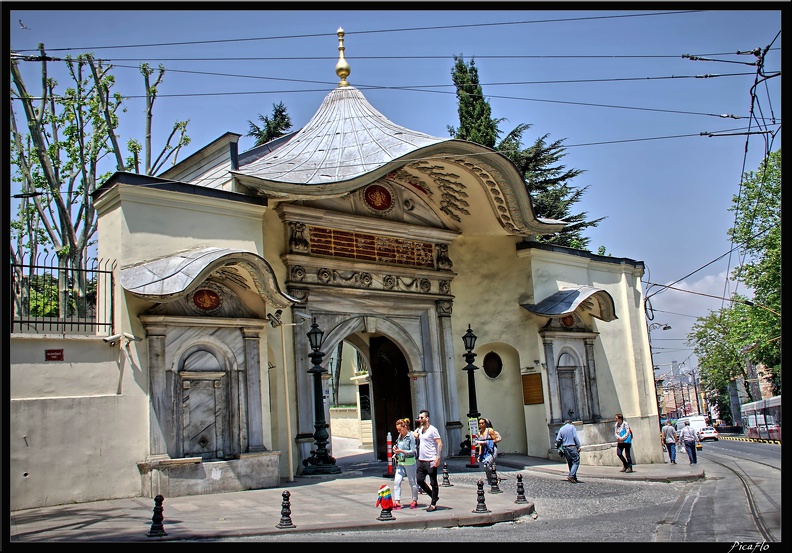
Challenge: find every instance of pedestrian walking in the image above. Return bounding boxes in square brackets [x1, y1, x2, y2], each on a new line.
[555, 419, 581, 483]
[484, 418, 502, 457]
[475, 418, 497, 485]
[392, 417, 419, 509]
[678, 419, 699, 464]
[614, 413, 634, 472]
[661, 419, 678, 464]
[415, 409, 443, 511]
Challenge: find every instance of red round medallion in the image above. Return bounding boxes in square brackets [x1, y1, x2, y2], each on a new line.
[193, 289, 221, 311]
[363, 184, 393, 211]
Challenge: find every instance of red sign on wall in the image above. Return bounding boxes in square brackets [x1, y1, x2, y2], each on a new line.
[45, 349, 64, 362]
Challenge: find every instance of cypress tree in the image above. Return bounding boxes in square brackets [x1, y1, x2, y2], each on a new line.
[448, 56, 604, 249]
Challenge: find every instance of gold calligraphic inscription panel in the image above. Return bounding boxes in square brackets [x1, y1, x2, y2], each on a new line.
[310, 227, 435, 268]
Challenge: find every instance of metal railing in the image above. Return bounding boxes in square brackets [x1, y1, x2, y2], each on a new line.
[10, 253, 116, 335]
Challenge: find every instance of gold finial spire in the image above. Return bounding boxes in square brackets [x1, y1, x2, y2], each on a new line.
[335, 27, 350, 87]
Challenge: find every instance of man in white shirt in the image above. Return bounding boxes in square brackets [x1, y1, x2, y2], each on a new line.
[414, 409, 442, 511]
[678, 420, 699, 464]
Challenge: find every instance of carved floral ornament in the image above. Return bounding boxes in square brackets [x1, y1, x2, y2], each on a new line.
[287, 264, 446, 296]
[392, 157, 524, 233]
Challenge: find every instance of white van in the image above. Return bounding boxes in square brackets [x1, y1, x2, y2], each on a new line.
[676, 415, 709, 435]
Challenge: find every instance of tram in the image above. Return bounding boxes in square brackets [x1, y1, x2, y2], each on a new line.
[740, 395, 782, 441]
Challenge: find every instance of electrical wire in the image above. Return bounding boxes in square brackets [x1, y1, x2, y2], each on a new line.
[12, 10, 707, 53]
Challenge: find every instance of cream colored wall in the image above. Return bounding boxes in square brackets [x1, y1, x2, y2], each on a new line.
[447, 236, 660, 464]
[9, 336, 148, 509]
[259, 206, 297, 479]
[528, 247, 662, 464]
[11, 187, 152, 509]
[9, 185, 287, 510]
[98, 184, 266, 265]
[447, 235, 539, 456]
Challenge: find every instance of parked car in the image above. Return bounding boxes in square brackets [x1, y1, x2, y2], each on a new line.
[698, 426, 719, 442]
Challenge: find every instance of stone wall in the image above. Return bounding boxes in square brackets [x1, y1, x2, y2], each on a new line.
[329, 407, 361, 439]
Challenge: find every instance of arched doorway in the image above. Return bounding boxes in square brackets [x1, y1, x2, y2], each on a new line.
[369, 336, 413, 461]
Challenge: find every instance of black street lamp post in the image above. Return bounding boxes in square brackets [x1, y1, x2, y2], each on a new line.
[462, 324, 480, 468]
[301, 318, 341, 475]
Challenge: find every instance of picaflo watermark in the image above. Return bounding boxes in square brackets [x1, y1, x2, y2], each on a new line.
[728, 542, 770, 552]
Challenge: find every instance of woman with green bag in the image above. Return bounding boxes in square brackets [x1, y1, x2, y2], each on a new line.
[392, 418, 419, 509]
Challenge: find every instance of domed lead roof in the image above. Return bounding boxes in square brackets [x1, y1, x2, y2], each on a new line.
[232, 27, 450, 187]
[234, 85, 449, 186]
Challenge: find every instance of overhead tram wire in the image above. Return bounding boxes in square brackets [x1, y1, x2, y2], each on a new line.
[33, 52, 779, 62]
[717, 35, 781, 311]
[644, 222, 778, 304]
[13, 10, 705, 53]
[13, 71, 772, 125]
[15, 53, 765, 91]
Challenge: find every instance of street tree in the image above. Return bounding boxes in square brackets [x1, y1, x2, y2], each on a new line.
[447, 55, 604, 249]
[10, 44, 190, 317]
[726, 148, 781, 378]
[688, 149, 781, 409]
[688, 305, 751, 421]
[247, 101, 293, 146]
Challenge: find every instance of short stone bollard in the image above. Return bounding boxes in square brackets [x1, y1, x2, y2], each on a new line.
[472, 480, 491, 513]
[440, 462, 454, 486]
[276, 490, 297, 529]
[488, 462, 502, 494]
[146, 494, 167, 537]
[515, 473, 529, 504]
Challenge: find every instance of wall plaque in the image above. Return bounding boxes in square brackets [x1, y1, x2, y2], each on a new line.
[45, 349, 64, 362]
[522, 373, 544, 405]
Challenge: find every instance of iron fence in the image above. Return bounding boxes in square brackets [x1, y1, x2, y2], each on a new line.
[10, 253, 115, 335]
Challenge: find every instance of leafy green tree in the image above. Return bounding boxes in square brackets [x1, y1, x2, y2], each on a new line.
[689, 149, 781, 408]
[10, 44, 190, 318]
[726, 149, 781, 375]
[247, 102, 293, 146]
[447, 56, 604, 249]
[689, 305, 749, 418]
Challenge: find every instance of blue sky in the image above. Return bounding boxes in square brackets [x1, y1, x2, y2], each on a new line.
[8, 6, 782, 377]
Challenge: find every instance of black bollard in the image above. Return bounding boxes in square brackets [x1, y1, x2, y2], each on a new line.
[472, 480, 491, 513]
[440, 462, 454, 486]
[146, 494, 167, 537]
[276, 490, 297, 529]
[488, 461, 502, 494]
[515, 473, 529, 504]
[377, 507, 396, 521]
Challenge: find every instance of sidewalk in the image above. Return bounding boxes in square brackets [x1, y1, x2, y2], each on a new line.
[8, 439, 704, 543]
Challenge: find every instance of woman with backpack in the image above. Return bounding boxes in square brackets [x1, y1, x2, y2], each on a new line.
[485, 418, 502, 458]
[476, 418, 499, 485]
